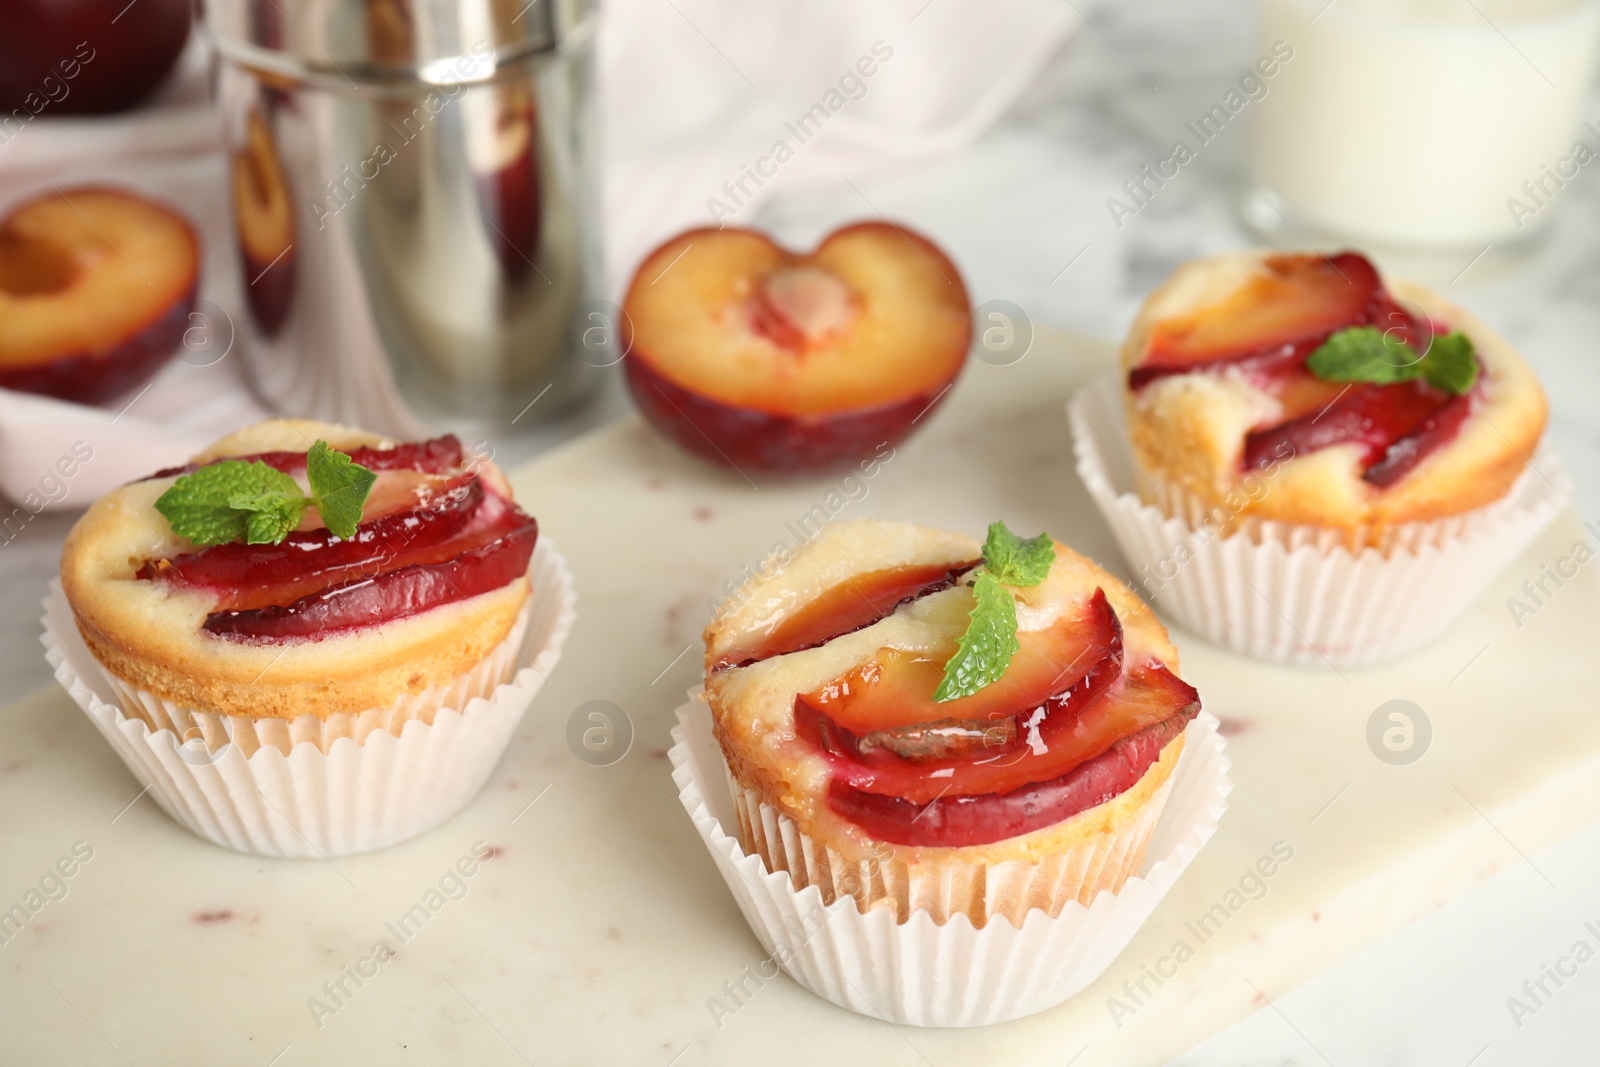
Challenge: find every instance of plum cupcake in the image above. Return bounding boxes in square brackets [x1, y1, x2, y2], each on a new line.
[1070, 249, 1569, 666]
[45, 419, 575, 857]
[670, 520, 1230, 1025]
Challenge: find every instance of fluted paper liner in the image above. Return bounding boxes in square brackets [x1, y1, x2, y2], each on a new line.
[42, 539, 576, 858]
[669, 689, 1232, 1027]
[729, 754, 1175, 928]
[1069, 373, 1571, 667]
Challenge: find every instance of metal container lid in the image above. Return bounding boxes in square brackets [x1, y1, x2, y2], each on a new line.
[203, 0, 594, 93]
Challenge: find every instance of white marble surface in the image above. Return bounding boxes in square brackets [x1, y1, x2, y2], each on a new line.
[2, 0, 1600, 1063]
[6, 331, 1599, 1067]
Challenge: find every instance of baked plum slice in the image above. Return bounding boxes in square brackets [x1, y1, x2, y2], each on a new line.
[1129, 251, 1384, 389]
[1362, 392, 1474, 487]
[147, 435, 465, 481]
[202, 495, 536, 641]
[1240, 380, 1473, 486]
[827, 687, 1196, 848]
[786, 580, 1201, 845]
[140, 475, 485, 611]
[794, 589, 1123, 764]
[1128, 249, 1477, 487]
[713, 558, 978, 671]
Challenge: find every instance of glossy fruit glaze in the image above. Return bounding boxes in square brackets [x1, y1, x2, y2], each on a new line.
[827, 704, 1192, 848]
[138, 438, 536, 642]
[751, 571, 1198, 847]
[1128, 252, 1477, 487]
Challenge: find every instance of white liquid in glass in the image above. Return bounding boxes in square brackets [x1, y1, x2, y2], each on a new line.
[1253, 0, 1600, 248]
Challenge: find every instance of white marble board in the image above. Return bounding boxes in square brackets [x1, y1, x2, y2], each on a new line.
[2, 330, 1597, 1066]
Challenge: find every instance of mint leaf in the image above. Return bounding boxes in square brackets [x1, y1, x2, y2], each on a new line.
[933, 571, 1020, 703]
[1306, 326, 1423, 386]
[230, 492, 305, 544]
[155, 460, 305, 547]
[981, 521, 1055, 587]
[306, 440, 377, 539]
[1420, 331, 1479, 395]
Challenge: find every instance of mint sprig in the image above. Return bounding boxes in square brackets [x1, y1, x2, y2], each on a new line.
[1306, 326, 1480, 395]
[980, 522, 1056, 586]
[154, 440, 377, 547]
[933, 521, 1055, 703]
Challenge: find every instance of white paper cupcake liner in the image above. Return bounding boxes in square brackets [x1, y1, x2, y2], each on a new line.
[669, 689, 1232, 1027]
[727, 747, 1177, 928]
[96, 598, 535, 758]
[42, 538, 576, 858]
[1068, 372, 1572, 667]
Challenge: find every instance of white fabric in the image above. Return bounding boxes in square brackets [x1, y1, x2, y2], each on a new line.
[0, 1, 1074, 509]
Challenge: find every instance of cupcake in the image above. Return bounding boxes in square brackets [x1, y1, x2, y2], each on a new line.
[703, 519, 1202, 925]
[47, 419, 574, 856]
[672, 519, 1229, 1025]
[1122, 249, 1547, 546]
[1069, 249, 1569, 665]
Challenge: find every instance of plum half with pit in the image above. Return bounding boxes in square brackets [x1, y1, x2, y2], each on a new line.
[0, 187, 198, 403]
[621, 222, 972, 475]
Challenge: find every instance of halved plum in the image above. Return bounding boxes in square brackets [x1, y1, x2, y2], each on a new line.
[140, 475, 484, 611]
[202, 496, 537, 641]
[0, 0, 191, 115]
[713, 558, 979, 671]
[0, 187, 199, 403]
[622, 223, 971, 474]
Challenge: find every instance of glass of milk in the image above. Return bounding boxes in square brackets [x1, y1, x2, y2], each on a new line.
[1249, 0, 1600, 249]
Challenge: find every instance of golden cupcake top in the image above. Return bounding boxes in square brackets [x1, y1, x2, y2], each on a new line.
[59, 419, 536, 720]
[1120, 249, 1548, 537]
[704, 519, 1198, 864]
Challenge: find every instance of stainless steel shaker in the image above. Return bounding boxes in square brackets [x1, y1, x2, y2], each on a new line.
[204, 0, 602, 438]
